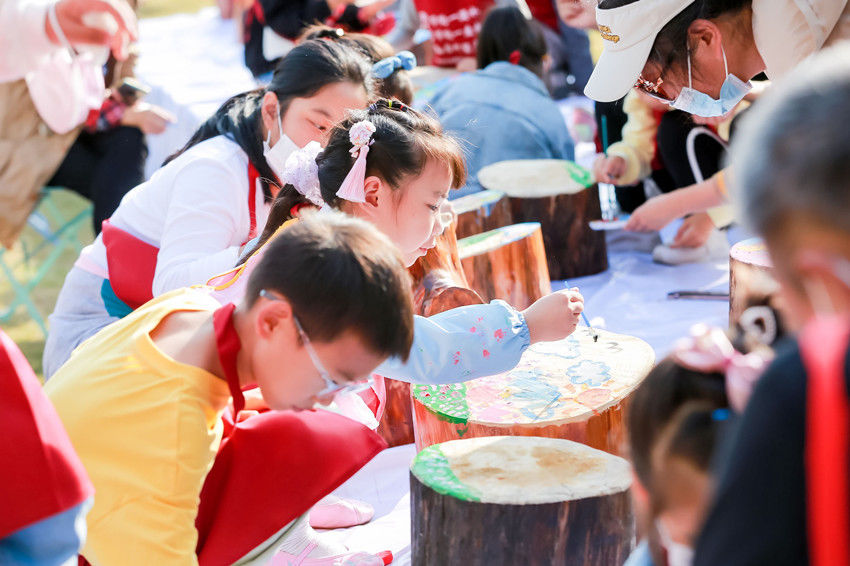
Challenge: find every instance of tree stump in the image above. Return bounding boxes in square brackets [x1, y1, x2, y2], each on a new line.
[376, 224, 484, 448]
[410, 436, 634, 566]
[478, 159, 608, 280]
[412, 328, 655, 456]
[457, 222, 552, 310]
[729, 238, 778, 327]
[452, 190, 513, 239]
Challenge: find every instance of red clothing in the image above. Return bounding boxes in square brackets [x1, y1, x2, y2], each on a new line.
[0, 330, 93, 540]
[414, 0, 491, 67]
[525, 0, 559, 31]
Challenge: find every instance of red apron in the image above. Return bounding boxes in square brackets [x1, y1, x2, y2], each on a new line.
[103, 164, 264, 310]
[800, 316, 850, 566]
[194, 304, 387, 565]
[0, 330, 93, 540]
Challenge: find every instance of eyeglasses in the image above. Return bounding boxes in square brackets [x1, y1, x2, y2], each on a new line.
[635, 74, 676, 105]
[259, 290, 373, 398]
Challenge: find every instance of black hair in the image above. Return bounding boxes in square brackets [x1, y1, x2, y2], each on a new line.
[164, 40, 373, 202]
[598, 0, 753, 77]
[299, 24, 414, 104]
[244, 99, 466, 260]
[476, 6, 548, 77]
[626, 357, 728, 489]
[245, 211, 414, 361]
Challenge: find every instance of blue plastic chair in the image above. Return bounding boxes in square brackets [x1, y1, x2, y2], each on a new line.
[0, 188, 92, 336]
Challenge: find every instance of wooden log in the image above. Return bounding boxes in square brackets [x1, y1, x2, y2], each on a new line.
[478, 159, 608, 280]
[376, 224, 484, 448]
[410, 436, 634, 566]
[412, 328, 655, 456]
[729, 238, 778, 327]
[457, 222, 552, 310]
[452, 190, 513, 239]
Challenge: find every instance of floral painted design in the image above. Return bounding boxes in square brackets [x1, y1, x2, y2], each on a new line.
[567, 360, 612, 387]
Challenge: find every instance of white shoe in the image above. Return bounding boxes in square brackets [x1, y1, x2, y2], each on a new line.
[652, 229, 729, 265]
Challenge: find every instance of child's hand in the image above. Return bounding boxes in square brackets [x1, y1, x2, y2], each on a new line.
[522, 288, 584, 344]
[625, 192, 680, 232]
[593, 154, 626, 184]
[671, 212, 715, 248]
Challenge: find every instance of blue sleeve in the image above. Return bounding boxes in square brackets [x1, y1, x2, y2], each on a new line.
[376, 300, 531, 384]
[0, 498, 92, 566]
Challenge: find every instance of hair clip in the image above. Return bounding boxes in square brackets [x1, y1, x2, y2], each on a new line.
[372, 51, 417, 79]
[369, 98, 408, 112]
[281, 141, 324, 206]
[335, 120, 376, 203]
[509, 50, 521, 65]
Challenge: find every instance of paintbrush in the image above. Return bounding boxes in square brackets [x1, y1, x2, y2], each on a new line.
[582, 312, 599, 343]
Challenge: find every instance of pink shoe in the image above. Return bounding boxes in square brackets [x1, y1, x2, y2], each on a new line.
[309, 496, 375, 529]
[272, 543, 392, 565]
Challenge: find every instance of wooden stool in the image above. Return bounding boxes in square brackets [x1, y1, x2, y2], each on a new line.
[457, 222, 551, 310]
[478, 159, 608, 280]
[412, 328, 655, 455]
[376, 224, 484, 448]
[730, 238, 777, 326]
[452, 190, 513, 239]
[410, 436, 634, 566]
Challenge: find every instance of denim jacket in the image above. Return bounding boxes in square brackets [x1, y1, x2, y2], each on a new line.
[430, 62, 575, 198]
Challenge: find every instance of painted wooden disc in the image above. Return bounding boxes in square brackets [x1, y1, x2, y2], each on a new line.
[730, 237, 773, 268]
[457, 222, 541, 259]
[412, 328, 655, 426]
[477, 159, 594, 198]
[410, 436, 632, 504]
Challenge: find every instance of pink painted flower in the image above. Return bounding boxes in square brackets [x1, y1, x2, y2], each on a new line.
[494, 329, 505, 342]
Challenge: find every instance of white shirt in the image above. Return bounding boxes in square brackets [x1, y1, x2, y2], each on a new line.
[76, 135, 270, 296]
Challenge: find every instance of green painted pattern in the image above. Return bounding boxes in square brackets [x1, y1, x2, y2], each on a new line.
[411, 445, 482, 502]
[413, 383, 470, 424]
[563, 161, 594, 188]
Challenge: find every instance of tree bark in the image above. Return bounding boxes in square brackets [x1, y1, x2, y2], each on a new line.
[410, 436, 634, 566]
[457, 222, 552, 310]
[452, 190, 514, 239]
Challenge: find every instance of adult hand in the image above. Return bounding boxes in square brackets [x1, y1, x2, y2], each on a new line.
[121, 102, 175, 135]
[49, 0, 138, 60]
[592, 154, 626, 184]
[625, 192, 681, 232]
[672, 212, 715, 248]
[522, 288, 584, 344]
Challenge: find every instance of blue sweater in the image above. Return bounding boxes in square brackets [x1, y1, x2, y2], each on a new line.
[430, 62, 575, 198]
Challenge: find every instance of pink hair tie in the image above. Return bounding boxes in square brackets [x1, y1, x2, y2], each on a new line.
[673, 324, 773, 413]
[336, 120, 376, 203]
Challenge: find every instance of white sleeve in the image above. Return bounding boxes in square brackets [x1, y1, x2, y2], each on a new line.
[152, 157, 248, 296]
[0, 0, 61, 82]
[386, 0, 419, 50]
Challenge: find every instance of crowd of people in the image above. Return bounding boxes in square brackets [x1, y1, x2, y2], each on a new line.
[1, 0, 850, 564]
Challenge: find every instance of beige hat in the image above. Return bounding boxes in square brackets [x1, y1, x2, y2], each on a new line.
[584, 0, 696, 102]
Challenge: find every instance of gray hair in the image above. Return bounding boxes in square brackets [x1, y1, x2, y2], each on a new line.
[730, 43, 850, 236]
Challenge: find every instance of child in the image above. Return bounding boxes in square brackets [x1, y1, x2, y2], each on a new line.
[429, 6, 575, 198]
[44, 39, 373, 378]
[211, 99, 586, 386]
[45, 212, 414, 565]
[694, 45, 850, 566]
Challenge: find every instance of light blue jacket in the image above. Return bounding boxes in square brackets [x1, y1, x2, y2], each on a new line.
[430, 62, 576, 198]
[378, 300, 530, 384]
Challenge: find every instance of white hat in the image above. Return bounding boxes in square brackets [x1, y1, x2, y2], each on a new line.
[584, 0, 696, 102]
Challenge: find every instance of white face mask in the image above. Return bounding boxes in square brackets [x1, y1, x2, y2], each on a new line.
[669, 45, 752, 118]
[656, 519, 695, 566]
[262, 102, 299, 181]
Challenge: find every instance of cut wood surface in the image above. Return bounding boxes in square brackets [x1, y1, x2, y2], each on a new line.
[478, 159, 608, 279]
[729, 238, 777, 327]
[410, 436, 634, 566]
[457, 222, 551, 310]
[412, 328, 655, 456]
[452, 190, 513, 239]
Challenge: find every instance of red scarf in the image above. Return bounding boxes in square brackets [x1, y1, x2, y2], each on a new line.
[195, 305, 387, 564]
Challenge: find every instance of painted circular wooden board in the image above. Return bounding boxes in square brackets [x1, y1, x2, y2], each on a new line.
[730, 237, 772, 268]
[477, 160, 594, 198]
[410, 436, 632, 505]
[413, 327, 654, 428]
[457, 222, 542, 259]
[452, 189, 507, 215]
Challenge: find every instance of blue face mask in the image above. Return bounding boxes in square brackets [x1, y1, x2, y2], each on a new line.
[669, 46, 752, 118]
